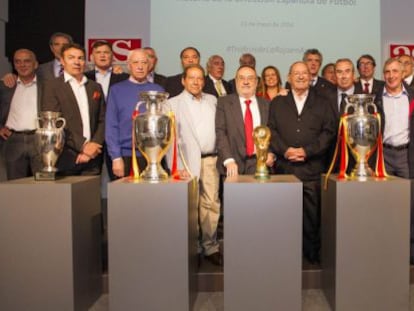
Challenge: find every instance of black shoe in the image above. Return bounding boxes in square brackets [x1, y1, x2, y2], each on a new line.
[205, 252, 223, 266]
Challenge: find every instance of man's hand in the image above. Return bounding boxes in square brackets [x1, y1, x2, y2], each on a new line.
[225, 161, 238, 177]
[112, 158, 125, 178]
[82, 142, 102, 159]
[112, 65, 124, 74]
[0, 127, 12, 140]
[265, 152, 276, 166]
[75, 153, 91, 164]
[284, 147, 306, 162]
[177, 169, 191, 179]
[2, 73, 17, 88]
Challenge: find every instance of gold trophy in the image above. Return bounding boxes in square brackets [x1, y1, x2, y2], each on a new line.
[253, 125, 271, 180]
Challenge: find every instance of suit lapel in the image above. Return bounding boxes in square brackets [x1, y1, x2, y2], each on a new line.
[230, 94, 246, 141]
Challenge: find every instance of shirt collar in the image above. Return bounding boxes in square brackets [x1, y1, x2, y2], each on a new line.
[64, 71, 88, 85]
[129, 76, 148, 84]
[16, 75, 37, 86]
[183, 89, 204, 101]
[95, 66, 112, 75]
[383, 84, 409, 98]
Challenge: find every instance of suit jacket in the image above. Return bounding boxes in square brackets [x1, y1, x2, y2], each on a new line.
[375, 83, 414, 178]
[215, 93, 269, 175]
[42, 76, 106, 171]
[0, 78, 43, 129]
[166, 91, 217, 177]
[84, 70, 129, 89]
[268, 89, 336, 181]
[165, 73, 184, 98]
[286, 76, 335, 96]
[36, 60, 57, 81]
[354, 78, 385, 95]
[203, 76, 231, 98]
[154, 72, 167, 89]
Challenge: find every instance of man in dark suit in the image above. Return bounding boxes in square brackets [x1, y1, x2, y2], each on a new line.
[203, 55, 231, 98]
[286, 49, 335, 95]
[216, 65, 275, 177]
[144, 47, 167, 89]
[268, 61, 336, 264]
[165, 47, 200, 98]
[42, 43, 105, 175]
[0, 49, 43, 180]
[374, 58, 414, 263]
[399, 54, 414, 91]
[37, 32, 73, 81]
[354, 54, 384, 94]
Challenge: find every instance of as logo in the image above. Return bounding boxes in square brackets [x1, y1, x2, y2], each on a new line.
[390, 44, 414, 57]
[87, 38, 142, 63]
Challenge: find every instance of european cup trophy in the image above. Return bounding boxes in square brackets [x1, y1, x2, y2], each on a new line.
[34, 111, 66, 180]
[344, 94, 380, 179]
[253, 125, 271, 180]
[134, 91, 172, 182]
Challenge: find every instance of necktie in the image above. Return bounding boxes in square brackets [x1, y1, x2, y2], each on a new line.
[58, 64, 64, 77]
[340, 92, 347, 115]
[363, 82, 369, 94]
[215, 80, 223, 97]
[244, 99, 254, 156]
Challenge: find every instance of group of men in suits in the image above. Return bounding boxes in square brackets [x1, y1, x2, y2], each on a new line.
[2, 34, 414, 265]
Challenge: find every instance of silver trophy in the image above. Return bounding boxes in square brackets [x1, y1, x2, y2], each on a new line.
[344, 94, 379, 180]
[134, 91, 172, 181]
[35, 111, 66, 180]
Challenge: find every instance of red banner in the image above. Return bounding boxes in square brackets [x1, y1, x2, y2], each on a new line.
[390, 44, 414, 57]
[87, 38, 142, 63]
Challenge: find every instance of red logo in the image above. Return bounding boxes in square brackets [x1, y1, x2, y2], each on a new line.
[87, 38, 142, 63]
[390, 44, 414, 58]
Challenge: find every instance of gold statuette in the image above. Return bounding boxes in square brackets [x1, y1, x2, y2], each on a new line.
[253, 125, 271, 180]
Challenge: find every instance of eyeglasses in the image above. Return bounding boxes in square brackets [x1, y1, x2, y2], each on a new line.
[237, 75, 257, 82]
[359, 61, 373, 66]
[291, 71, 310, 77]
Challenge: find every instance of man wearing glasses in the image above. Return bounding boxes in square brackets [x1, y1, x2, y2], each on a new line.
[355, 54, 384, 94]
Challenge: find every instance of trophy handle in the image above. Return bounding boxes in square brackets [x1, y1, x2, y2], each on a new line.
[344, 102, 354, 115]
[368, 102, 377, 113]
[56, 117, 66, 129]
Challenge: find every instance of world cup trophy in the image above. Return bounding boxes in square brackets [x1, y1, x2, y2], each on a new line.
[253, 125, 271, 180]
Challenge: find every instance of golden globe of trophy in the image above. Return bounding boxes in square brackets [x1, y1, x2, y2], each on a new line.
[134, 91, 172, 181]
[253, 125, 271, 180]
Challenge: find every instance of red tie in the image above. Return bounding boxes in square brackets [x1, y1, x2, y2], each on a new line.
[363, 82, 369, 94]
[244, 99, 254, 156]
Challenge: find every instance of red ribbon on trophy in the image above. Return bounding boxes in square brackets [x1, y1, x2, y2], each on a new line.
[167, 111, 180, 180]
[324, 112, 387, 189]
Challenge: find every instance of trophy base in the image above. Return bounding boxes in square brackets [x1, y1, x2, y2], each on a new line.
[349, 162, 374, 181]
[255, 166, 270, 180]
[35, 171, 58, 181]
[140, 163, 169, 183]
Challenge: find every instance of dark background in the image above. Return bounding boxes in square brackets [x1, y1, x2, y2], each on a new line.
[6, 0, 85, 64]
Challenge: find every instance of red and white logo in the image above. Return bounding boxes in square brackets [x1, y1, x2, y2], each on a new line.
[87, 38, 142, 63]
[390, 44, 414, 58]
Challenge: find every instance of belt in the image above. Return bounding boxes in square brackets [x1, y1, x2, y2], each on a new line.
[383, 143, 409, 151]
[10, 129, 36, 135]
[201, 152, 217, 158]
[245, 154, 256, 160]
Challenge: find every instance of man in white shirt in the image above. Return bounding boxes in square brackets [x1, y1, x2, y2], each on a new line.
[166, 64, 222, 265]
[42, 43, 105, 175]
[0, 49, 42, 180]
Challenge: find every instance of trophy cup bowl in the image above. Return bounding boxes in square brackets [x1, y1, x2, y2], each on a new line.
[35, 111, 66, 180]
[253, 125, 271, 180]
[134, 91, 172, 182]
[344, 94, 379, 180]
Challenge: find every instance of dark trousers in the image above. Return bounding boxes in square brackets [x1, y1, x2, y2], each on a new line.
[57, 147, 103, 176]
[4, 132, 42, 180]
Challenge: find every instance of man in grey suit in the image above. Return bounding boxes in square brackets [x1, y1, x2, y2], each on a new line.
[42, 43, 105, 175]
[37, 32, 73, 81]
[216, 65, 275, 177]
[166, 64, 222, 266]
[0, 49, 43, 180]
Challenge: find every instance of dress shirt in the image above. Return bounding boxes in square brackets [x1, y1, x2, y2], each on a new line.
[5, 77, 38, 131]
[382, 87, 410, 146]
[147, 71, 155, 83]
[239, 96, 260, 130]
[337, 86, 355, 110]
[64, 72, 91, 141]
[292, 89, 309, 115]
[182, 90, 216, 154]
[95, 67, 112, 99]
[360, 78, 373, 93]
[405, 74, 413, 86]
[209, 74, 227, 96]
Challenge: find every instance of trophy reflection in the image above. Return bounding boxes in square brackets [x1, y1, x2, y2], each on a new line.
[253, 125, 271, 180]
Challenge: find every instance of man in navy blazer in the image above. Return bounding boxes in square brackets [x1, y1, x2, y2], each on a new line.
[42, 43, 105, 175]
[203, 55, 231, 98]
